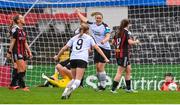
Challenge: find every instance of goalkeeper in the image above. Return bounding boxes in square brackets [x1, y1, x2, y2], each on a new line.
[41, 53, 84, 88]
[161, 73, 179, 91]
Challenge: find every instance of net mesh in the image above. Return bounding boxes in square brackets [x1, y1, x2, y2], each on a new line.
[0, 0, 179, 90]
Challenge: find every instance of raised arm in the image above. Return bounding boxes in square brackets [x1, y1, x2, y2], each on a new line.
[75, 8, 88, 23]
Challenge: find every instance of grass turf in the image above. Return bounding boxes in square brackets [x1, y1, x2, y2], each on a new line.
[0, 87, 180, 104]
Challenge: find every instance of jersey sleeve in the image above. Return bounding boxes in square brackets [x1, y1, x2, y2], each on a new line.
[90, 37, 96, 46]
[125, 31, 131, 39]
[87, 21, 93, 24]
[128, 31, 133, 39]
[11, 28, 18, 39]
[74, 28, 80, 35]
[103, 23, 111, 35]
[66, 38, 73, 47]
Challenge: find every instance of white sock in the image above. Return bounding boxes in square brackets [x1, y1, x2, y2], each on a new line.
[98, 71, 106, 88]
[71, 79, 81, 90]
[55, 68, 58, 73]
[67, 79, 75, 88]
[62, 87, 69, 96]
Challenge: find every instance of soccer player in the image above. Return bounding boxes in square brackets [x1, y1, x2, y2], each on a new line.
[54, 23, 109, 99]
[7, 20, 20, 90]
[6, 14, 32, 91]
[111, 19, 140, 93]
[41, 26, 85, 88]
[161, 73, 179, 91]
[75, 8, 111, 90]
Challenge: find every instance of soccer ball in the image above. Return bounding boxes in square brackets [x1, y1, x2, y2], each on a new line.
[168, 83, 177, 91]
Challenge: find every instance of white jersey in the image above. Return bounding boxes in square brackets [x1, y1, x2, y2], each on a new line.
[66, 34, 96, 62]
[87, 21, 111, 50]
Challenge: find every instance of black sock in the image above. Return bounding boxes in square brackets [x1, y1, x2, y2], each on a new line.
[80, 76, 84, 87]
[10, 68, 18, 86]
[125, 80, 131, 90]
[111, 81, 119, 91]
[18, 72, 26, 88]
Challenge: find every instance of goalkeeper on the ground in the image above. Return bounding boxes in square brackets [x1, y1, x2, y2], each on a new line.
[41, 58, 71, 88]
[41, 57, 84, 88]
[40, 25, 85, 88]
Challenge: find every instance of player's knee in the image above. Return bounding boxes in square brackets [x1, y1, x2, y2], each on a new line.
[56, 64, 63, 71]
[126, 70, 131, 76]
[115, 73, 122, 79]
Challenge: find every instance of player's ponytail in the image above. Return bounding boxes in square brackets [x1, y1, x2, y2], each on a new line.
[91, 12, 103, 18]
[79, 23, 89, 37]
[118, 19, 129, 37]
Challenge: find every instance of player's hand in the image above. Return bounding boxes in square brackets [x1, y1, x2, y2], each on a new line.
[100, 40, 105, 44]
[53, 55, 59, 61]
[6, 52, 11, 59]
[75, 8, 80, 13]
[29, 52, 33, 59]
[104, 58, 109, 63]
[135, 39, 140, 44]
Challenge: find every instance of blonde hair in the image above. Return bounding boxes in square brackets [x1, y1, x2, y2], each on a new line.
[79, 23, 89, 37]
[91, 12, 103, 18]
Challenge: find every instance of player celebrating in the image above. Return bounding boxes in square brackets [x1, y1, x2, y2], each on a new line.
[6, 14, 32, 91]
[54, 23, 109, 99]
[75, 8, 111, 90]
[111, 19, 140, 93]
[41, 25, 86, 88]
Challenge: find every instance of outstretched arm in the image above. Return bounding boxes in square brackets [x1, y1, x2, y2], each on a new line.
[54, 45, 69, 61]
[93, 44, 109, 63]
[75, 8, 88, 23]
[128, 39, 140, 45]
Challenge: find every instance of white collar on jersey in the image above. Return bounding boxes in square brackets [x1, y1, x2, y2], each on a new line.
[13, 24, 20, 29]
[124, 28, 129, 31]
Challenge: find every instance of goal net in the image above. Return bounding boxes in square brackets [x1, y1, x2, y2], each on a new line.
[0, 0, 180, 90]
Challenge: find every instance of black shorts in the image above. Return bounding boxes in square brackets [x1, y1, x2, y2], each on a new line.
[70, 59, 87, 68]
[116, 57, 130, 68]
[12, 53, 27, 62]
[59, 59, 71, 70]
[94, 47, 111, 63]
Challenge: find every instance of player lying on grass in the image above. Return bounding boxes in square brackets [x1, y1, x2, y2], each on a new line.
[41, 58, 84, 88]
[161, 73, 180, 91]
[54, 23, 109, 99]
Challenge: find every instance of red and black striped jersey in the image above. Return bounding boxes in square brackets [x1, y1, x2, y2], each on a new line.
[11, 25, 27, 56]
[113, 28, 131, 58]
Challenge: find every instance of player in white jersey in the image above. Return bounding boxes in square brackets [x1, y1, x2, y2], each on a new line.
[54, 23, 109, 99]
[75, 8, 111, 90]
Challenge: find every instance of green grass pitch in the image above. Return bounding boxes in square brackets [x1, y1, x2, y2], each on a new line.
[0, 87, 180, 104]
